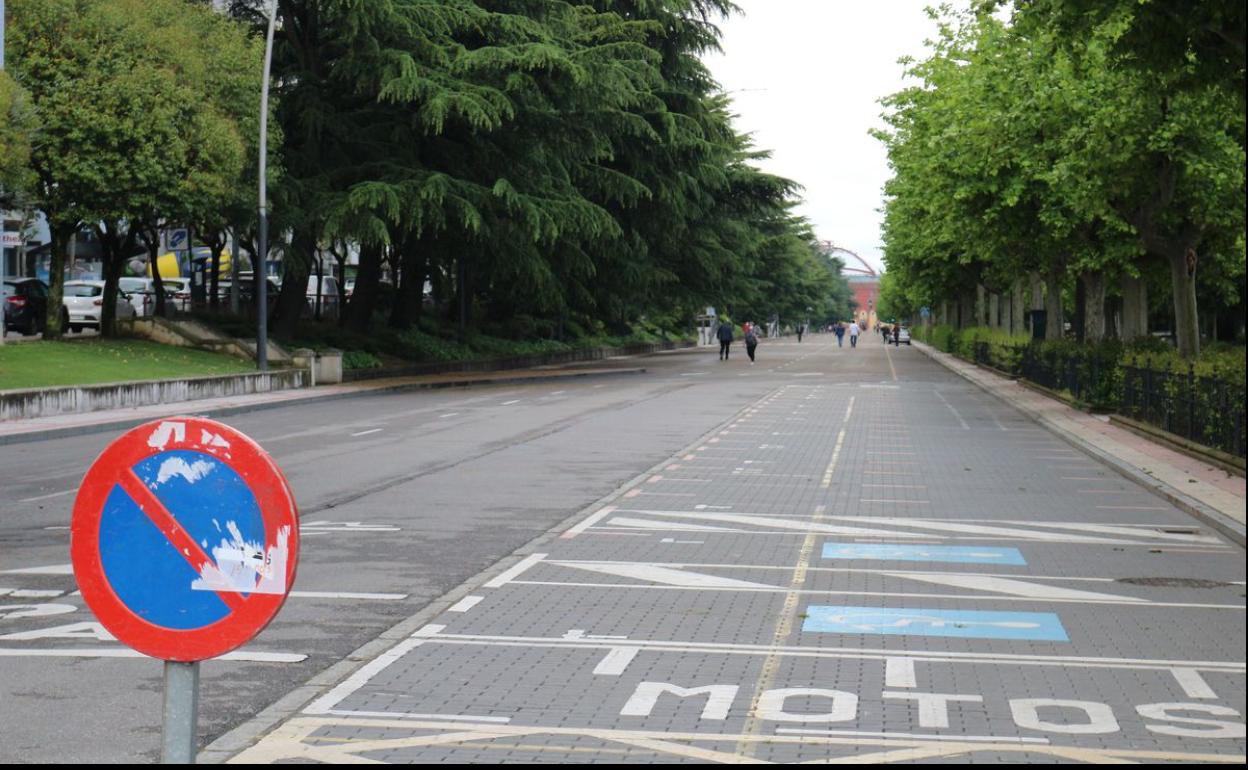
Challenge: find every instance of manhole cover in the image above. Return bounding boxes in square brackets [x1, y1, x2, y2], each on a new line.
[1117, 577, 1231, 589]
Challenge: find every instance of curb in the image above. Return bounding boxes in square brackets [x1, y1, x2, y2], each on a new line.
[0, 366, 647, 447]
[196, 383, 785, 763]
[914, 341, 1245, 548]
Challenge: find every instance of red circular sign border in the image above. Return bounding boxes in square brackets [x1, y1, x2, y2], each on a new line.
[70, 417, 299, 662]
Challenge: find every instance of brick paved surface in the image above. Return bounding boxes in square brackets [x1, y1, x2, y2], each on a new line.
[227, 338, 1245, 764]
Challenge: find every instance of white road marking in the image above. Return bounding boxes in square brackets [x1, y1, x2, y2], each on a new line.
[593, 646, 640, 676]
[17, 489, 76, 503]
[886, 657, 918, 688]
[0, 564, 73, 575]
[555, 561, 778, 589]
[483, 554, 547, 588]
[613, 510, 933, 539]
[448, 596, 485, 613]
[350, 428, 383, 437]
[439, 413, 460, 418]
[562, 506, 618, 539]
[502, 400, 521, 405]
[1171, 668, 1219, 699]
[776, 728, 1048, 744]
[934, 391, 970, 430]
[290, 591, 407, 601]
[305, 626, 446, 716]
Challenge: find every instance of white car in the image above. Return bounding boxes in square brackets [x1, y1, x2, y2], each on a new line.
[161, 277, 192, 311]
[894, 326, 912, 345]
[118, 277, 156, 317]
[62, 281, 136, 332]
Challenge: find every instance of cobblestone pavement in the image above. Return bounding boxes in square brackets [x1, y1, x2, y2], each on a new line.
[229, 338, 1246, 764]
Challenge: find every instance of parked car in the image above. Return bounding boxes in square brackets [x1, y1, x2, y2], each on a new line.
[118, 277, 156, 317]
[3, 278, 60, 336]
[161, 277, 192, 312]
[62, 280, 137, 332]
[306, 275, 341, 319]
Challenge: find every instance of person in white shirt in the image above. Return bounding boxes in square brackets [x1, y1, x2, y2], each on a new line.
[849, 321, 861, 348]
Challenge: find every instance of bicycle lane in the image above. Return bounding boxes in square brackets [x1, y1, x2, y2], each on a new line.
[225, 353, 1246, 763]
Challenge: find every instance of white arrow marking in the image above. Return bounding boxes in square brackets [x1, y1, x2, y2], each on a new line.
[553, 562, 778, 589]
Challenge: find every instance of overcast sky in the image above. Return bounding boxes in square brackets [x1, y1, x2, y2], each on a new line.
[704, 1, 948, 274]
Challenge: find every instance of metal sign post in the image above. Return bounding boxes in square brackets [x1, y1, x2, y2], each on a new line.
[162, 661, 201, 764]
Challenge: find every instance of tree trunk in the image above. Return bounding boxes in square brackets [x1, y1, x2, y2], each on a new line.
[1044, 266, 1064, 341]
[1080, 270, 1107, 343]
[346, 241, 383, 334]
[97, 222, 137, 339]
[958, 290, 975, 330]
[389, 233, 427, 331]
[988, 292, 1000, 329]
[456, 254, 471, 337]
[1120, 273, 1148, 341]
[143, 227, 168, 318]
[1011, 281, 1026, 336]
[42, 222, 74, 339]
[1167, 247, 1200, 358]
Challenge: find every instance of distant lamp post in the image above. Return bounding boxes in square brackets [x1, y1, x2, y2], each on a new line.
[256, 0, 278, 371]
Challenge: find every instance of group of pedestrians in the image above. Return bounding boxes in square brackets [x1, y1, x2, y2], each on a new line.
[716, 320, 760, 364]
[831, 321, 861, 348]
[717, 317, 890, 363]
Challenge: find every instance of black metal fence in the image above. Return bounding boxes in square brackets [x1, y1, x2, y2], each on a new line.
[968, 340, 1245, 458]
[1119, 365, 1246, 459]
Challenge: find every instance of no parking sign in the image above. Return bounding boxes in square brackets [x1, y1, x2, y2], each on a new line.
[70, 417, 299, 661]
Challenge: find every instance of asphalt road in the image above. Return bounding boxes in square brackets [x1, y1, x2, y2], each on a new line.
[1, 334, 1243, 763]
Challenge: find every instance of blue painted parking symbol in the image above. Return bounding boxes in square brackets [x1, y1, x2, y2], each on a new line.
[803, 606, 1069, 641]
[822, 543, 1026, 566]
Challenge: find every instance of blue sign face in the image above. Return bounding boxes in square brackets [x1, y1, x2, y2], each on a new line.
[803, 606, 1069, 641]
[97, 450, 265, 630]
[822, 543, 1026, 566]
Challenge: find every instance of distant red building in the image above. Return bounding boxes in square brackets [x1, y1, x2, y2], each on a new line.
[823, 242, 880, 327]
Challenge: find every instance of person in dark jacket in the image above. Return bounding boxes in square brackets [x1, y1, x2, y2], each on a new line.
[717, 320, 734, 360]
[745, 324, 759, 364]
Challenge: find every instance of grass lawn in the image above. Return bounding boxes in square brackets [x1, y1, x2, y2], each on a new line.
[0, 338, 255, 391]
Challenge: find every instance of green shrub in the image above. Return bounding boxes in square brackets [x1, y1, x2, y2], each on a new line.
[342, 350, 383, 370]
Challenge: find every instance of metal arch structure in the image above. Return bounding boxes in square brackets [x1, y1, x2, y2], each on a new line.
[817, 241, 877, 278]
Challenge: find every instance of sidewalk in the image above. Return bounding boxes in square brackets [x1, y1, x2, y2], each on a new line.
[0, 362, 646, 446]
[915, 340, 1246, 546]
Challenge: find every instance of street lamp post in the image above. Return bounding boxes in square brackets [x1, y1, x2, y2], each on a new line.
[255, 0, 277, 372]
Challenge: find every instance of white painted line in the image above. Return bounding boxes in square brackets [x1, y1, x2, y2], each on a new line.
[776, 728, 1048, 745]
[934, 391, 970, 430]
[660, 538, 705, 544]
[449, 596, 485, 613]
[305, 628, 443, 715]
[860, 499, 930, 504]
[0, 648, 306, 663]
[322, 708, 511, 724]
[439, 413, 460, 418]
[1097, 505, 1170, 511]
[507, 580, 1240, 609]
[0, 588, 64, 598]
[862, 484, 927, 489]
[351, 428, 384, 437]
[593, 646, 640, 676]
[0, 564, 73, 575]
[18, 489, 76, 503]
[501, 400, 521, 405]
[886, 657, 918, 688]
[483, 554, 547, 588]
[290, 591, 407, 601]
[561, 506, 618, 539]
[1172, 668, 1218, 699]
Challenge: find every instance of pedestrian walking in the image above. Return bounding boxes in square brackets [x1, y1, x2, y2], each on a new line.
[892, 324, 901, 346]
[745, 324, 759, 364]
[849, 321, 861, 348]
[834, 322, 845, 347]
[717, 319, 734, 361]
[796, 323, 805, 343]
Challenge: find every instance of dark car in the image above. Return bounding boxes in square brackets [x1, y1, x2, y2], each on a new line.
[3, 278, 64, 337]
